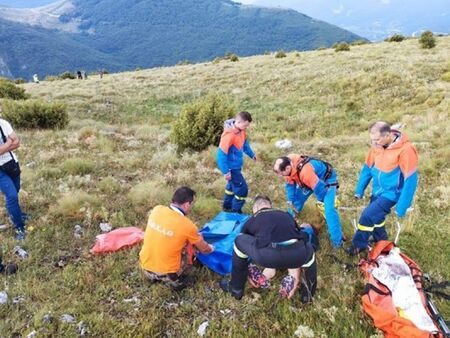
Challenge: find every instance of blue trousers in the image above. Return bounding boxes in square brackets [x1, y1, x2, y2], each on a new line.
[352, 196, 396, 249]
[0, 171, 25, 232]
[223, 169, 248, 213]
[289, 176, 344, 248]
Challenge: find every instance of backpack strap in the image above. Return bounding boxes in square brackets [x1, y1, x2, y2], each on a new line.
[296, 156, 336, 188]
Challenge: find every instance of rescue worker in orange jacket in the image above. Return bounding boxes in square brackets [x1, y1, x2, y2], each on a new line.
[139, 186, 214, 290]
[274, 154, 345, 248]
[346, 121, 418, 255]
[216, 111, 256, 213]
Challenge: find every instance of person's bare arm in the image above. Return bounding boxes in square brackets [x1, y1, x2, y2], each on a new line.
[7, 132, 20, 151]
[194, 239, 214, 254]
[0, 138, 12, 155]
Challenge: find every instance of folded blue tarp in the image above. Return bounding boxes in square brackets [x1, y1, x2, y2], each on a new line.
[196, 212, 250, 276]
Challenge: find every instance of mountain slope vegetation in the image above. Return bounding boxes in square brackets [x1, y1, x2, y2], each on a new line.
[0, 36, 448, 336]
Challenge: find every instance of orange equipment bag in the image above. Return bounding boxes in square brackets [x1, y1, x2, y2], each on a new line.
[358, 240, 446, 338]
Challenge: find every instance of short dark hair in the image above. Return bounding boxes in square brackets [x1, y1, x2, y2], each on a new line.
[172, 186, 196, 204]
[253, 195, 272, 206]
[237, 111, 252, 122]
[275, 156, 291, 172]
[369, 121, 391, 135]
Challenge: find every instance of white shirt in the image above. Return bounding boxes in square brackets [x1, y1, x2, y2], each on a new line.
[0, 119, 17, 165]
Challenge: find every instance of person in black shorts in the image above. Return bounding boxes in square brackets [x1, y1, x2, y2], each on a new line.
[219, 195, 317, 302]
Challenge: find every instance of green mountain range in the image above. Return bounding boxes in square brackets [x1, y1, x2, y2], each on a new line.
[0, 0, 363, 79]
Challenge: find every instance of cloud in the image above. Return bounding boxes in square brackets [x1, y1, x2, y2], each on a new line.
[333, 4, 344, 14]
[380, 0, 391, 4]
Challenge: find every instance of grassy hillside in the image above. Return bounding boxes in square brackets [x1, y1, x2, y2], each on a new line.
[0, 37, 449, 337]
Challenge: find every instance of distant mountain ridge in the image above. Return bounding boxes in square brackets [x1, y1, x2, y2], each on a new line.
[0, 0, 363, 79]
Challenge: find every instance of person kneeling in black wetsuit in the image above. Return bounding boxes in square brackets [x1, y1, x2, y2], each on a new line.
[219, 195, 317, 302]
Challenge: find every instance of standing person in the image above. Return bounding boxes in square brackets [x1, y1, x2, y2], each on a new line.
[219, 196, 317, 303]
[273, 154, 345, 248]
[346, 121, 419, 255]
[0, 118, 26, 240]
[139, 186, 214, 291]
[216, 111, 256, 213]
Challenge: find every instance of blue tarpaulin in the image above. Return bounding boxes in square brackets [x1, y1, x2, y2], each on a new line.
[196, 212, 250, 275]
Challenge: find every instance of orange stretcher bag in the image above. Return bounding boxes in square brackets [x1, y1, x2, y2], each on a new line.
[358, 240, 446, 338]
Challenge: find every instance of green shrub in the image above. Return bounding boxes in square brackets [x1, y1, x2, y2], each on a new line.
[171, 92, 235, 152]
[59, 71, 76, 80]
[351, 39, 369, 45]
[229, 54, 239, 62]
[334, 42, 350, 52]
[419, 31, 436, 49]
[0, 78, 29, 100]
[275, 50, 287, 58]
[385, 34, 405, 42]
[442, 71, 450, 82]
[1, 99, 69, 129]
[14, 78, 26, 84]
[224, 53, 239, 62]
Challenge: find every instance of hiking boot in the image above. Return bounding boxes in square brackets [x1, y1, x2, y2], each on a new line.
[0, 262, 17, 275]
[15, 229, 26, 241]
[219, 279, 244, 300]
[345, 244, 366, 257]
[222, 207, 232, 213]
[279, 275, 296, 299]
[247, 264, 270, 289]
[300, 288, 313, 304]
[171, 274, 196, 292]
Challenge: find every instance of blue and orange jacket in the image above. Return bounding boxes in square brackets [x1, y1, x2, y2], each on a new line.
[355, 131, 418, 217]
[216, 119, 255, 174]
[284, 154, 337, 202]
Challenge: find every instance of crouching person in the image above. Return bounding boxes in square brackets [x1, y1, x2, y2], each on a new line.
[139, 186, 213, 291]
[219, 196, 317, 303]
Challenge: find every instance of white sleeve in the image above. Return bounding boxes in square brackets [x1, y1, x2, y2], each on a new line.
[0, 119, 13, 137]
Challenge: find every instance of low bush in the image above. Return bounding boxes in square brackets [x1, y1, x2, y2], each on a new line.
[14, 78, 27, 84]
[351, 39, 369, 45]
[334, 42, 350, 52]
[171, 92, 235, 152]
[385, 34, 405, 42]
[419, 31, 436, 49]
[224, 53, 239, 62]
[1, 99, 69, 129]
[59, 71, 76, 80]
[275, 50, 287, 58]
[0, 78, 29, 100]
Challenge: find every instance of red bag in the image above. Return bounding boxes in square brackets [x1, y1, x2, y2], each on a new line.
[90, 227, 144, 254]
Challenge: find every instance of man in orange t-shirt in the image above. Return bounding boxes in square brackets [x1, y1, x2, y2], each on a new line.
[139, 186, 213, 290]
